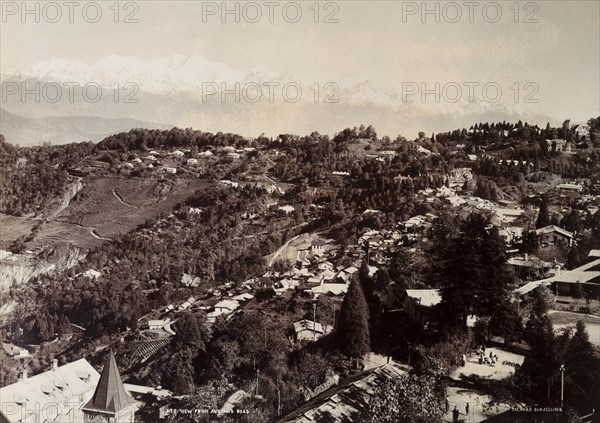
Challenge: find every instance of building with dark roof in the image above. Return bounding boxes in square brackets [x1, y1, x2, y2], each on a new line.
[83, 349, 138, 422]
[402, 289, 442, 327]
[277, 362, 408, 422]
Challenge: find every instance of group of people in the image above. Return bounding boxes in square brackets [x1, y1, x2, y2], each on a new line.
[476, 346, 498, 366]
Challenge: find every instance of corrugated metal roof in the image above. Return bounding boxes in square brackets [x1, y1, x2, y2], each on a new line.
[516, 259, 600, 294]
[535, 225, 573, 239]
[515, 280, 552, 295]
[405, 289, 442, 307]
[277, 363, 408, 423]
[293, 319, 324, 334]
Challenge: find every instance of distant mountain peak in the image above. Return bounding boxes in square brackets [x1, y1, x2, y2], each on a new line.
[1, 55, 560, 138]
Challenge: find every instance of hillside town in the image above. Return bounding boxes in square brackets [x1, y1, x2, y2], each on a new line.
[0, 118, 599, 423]
[2, 0, 600, 421]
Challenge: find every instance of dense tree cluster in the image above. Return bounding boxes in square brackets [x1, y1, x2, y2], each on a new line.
[428, 213, 515, 332]
[146, 308, 339, 420]
[98, 127, 248, 152]
[474, 177, 501, 202]
[13, 269, 148, 343]
[515, 291, 600, 410]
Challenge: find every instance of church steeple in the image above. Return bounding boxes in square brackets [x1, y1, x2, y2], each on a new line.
[83, 349, 137, 422]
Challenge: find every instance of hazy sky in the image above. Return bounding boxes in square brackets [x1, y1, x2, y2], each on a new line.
[1, 0, 599, 121]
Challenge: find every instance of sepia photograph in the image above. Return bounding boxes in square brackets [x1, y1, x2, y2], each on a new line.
[1, 1, 599, 422]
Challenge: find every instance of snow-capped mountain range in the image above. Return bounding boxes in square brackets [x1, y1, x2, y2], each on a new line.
[1, 55, 559, 144]
[5, 55, 308, 96]
[3, 55, 525, 112]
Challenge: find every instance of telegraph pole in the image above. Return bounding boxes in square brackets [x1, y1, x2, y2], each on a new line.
[256, 369, 260, 397]
[276, 378, 281, 416]
[560, 364, 565, 409]
[313, 301, 317, 342]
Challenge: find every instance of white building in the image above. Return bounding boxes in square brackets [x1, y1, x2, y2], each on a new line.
[213, 300, 240, 315]
[311, 240, 325, 256]
[178, 297, 196, 311]
[293, 319, 325, 342]
[148, 319, 169, 330]
[220, 180, 239, 188]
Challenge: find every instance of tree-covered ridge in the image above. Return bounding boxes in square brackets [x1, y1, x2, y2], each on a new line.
[0, 136, 95, 215]
[2, 116, 599, 216]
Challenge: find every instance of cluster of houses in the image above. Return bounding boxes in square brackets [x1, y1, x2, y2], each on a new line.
[143, 160, 595, 343]
[117, 145, 261, 175]
[264, 237, 360, 299]
[163, 296, 196, 315]
[515, 251, 600, 298]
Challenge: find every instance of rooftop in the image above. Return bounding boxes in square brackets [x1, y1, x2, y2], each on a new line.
[589, 249, 600, 258]
[311, 283, 348, 296]
[277, 363, 408, 423]
[552, 258, 600, 284]
[83, 350, 136, 416]
[535, 225, 573, 239]
[405, 289, 442, 307]
[0, 359, 100, 423]
[293, 319, 324, 334]
[517, 258, 600, 293]
[214, 299, 240, 310]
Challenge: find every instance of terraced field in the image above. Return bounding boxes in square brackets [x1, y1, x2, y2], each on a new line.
[2, 176, 213, 252]
[33, 220, 108, 248]
[0, 214, 37, 249]
[56, 176, 213, 239]
[132, 338, 172, 363]
[0, 214, 104, 250]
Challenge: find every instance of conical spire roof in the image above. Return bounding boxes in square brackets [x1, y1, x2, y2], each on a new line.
[83, 349, 135, 415]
